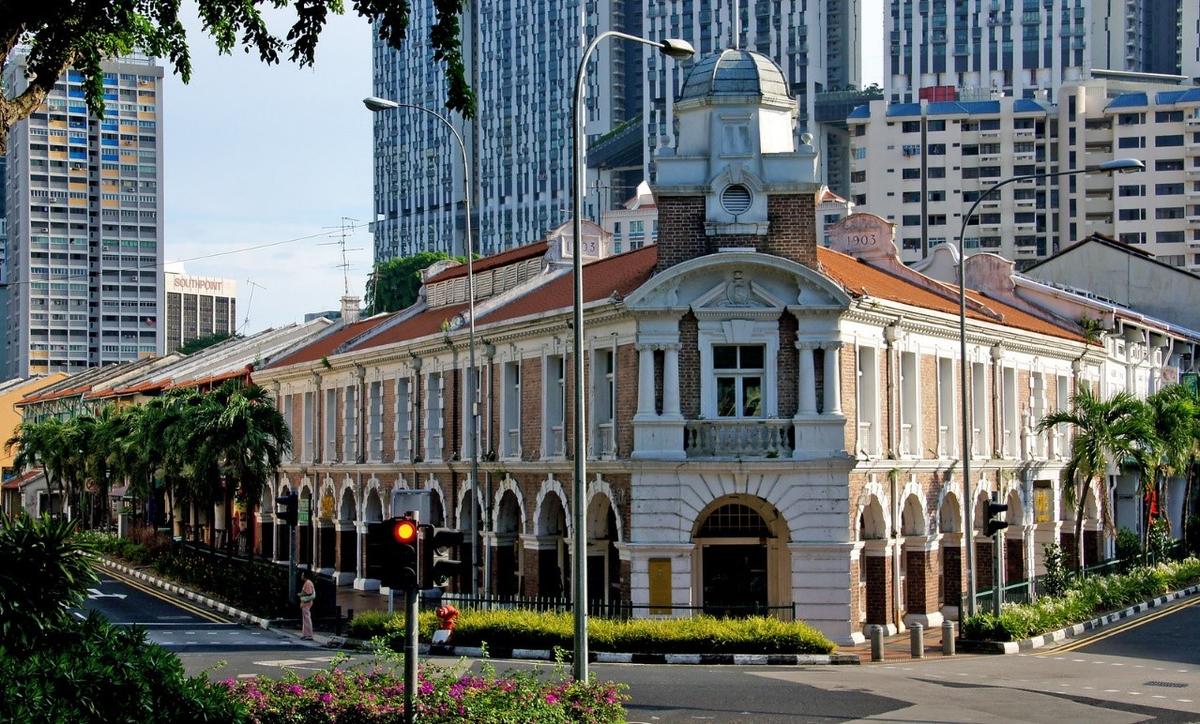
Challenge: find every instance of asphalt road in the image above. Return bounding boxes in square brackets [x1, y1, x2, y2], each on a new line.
[80, 570, 330, 655]
[84, 573, 1200, 722]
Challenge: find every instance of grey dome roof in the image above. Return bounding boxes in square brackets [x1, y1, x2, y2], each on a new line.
[678, 49, 792, 104]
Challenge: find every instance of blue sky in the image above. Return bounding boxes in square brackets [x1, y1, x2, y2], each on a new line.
[162, 1, 884, 333]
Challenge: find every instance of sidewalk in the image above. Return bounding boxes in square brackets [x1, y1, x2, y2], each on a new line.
[334, 586, 393, 617]
[841, 623, 958, 663]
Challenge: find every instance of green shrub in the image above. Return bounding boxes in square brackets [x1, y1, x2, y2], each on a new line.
[0, 612, 245, 723]
[963, 557, 1200, 641]
[354, 609, 835, 655]
[0, 514, 99, 650]
[1041, 543, 1068, 598]
[1148, 519, 1173, 563]
[153, 545, 292, 618]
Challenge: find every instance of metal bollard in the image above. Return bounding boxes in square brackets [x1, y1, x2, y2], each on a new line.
[870, 624, 884, 662]
[910, 622, 924, 658]
[942, 619, 955, 656]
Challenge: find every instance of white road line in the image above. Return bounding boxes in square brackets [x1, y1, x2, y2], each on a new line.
[1104, 689, 1119, 693]
[1129, 692, 1141, 696]
[1072, 659, 1084, 662]
[1178, 699, 1193, 703]
[236, 674, 256, 679]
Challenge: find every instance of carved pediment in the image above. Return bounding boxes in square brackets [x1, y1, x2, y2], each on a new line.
[693, 270, 786, 314]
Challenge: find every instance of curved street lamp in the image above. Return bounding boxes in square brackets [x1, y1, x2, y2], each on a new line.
[571, 32, 695, 681]
[956, 156, 1144, 618]
[363, 96, 482, 597]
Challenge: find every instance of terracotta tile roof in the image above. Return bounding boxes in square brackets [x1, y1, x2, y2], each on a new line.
[344, 303, 472, 352]
[424, 241, 549, 284]
[816, 247, 1084, 342]
[84, 379, 169, 401]
[485, 246, 657, 325]
[268, 315, 393, 369]
[170, 367, 251, 391]
[817, 188, 847, 204]
[2, 467, 44, 490]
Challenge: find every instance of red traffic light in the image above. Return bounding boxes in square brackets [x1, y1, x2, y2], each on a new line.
[392, 519, 418, 544]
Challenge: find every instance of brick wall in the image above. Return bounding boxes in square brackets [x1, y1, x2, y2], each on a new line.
[905, 549, 940, 615]
[777, 312, 798, 418]
[943, 546, 961, 608]
[654, 194, 819, 274]
[444, 369, 460, 461]
[381, 382, 396, 464]
[520, 357, 542, 461]
[864, 554, 891, 627]
[615, 344, 638, 456]
[920, 355, 938, 459]
[976, 541, 994, 589]
[841, 345, 857, 453]
[1005, 538, 1024, 582]
[334, 388, 345, 463]
[679, 313, 699, 419]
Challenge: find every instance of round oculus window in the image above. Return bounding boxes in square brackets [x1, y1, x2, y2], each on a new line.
[720, 184, 753, 215]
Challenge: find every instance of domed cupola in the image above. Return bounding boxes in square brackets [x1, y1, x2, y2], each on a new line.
[652, 49, 821, 272]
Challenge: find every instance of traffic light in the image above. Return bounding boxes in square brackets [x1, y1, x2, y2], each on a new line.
[421, 526, 464, 589]
[380, 515, 421, 591]
[985, 501, 1009, 537]
[275, 492, 298, 527]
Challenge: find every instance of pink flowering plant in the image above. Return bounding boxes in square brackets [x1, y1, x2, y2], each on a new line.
[223, 648, 628, 723]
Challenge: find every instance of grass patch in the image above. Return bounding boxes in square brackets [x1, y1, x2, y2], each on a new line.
[348, 608, 835, 655]
[962, 557, 1200, 642]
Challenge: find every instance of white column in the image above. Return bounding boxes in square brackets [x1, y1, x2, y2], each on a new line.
[636, 343, 656, 417]
[797, 342, 817, 415]
[822, 341, 842, 415]
[662, 343, 681, 418]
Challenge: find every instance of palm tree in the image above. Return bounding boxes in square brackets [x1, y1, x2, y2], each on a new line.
[198, 380, 291, 559]
[1037, 387, 1154, 568]
[5, 417, 67, 518]
[1144, 385, 1198, 538]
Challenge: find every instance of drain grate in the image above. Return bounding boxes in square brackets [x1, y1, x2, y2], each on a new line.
[1144, 681, 1188, 688]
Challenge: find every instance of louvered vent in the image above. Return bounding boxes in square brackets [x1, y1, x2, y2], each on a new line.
[720, 184, 753, 215]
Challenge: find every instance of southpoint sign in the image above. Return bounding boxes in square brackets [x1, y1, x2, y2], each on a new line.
[168, 274, 233, 295]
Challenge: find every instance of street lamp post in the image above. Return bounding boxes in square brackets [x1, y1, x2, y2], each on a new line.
[363, 97, 483, 596]
[956, 157, 1143, 617]
[571, 32, 694, 682]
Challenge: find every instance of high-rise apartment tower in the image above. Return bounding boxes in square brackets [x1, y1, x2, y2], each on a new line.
[3, 55, 165, 377]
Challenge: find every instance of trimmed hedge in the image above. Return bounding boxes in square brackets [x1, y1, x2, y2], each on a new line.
[350, 608, 835, 655]
[963, 557, 1200, 642]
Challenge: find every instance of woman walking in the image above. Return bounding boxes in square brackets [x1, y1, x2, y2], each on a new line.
[299, 571, 316, 640]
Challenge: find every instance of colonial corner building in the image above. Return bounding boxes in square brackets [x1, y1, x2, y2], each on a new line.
[255, 51, 1154, 645]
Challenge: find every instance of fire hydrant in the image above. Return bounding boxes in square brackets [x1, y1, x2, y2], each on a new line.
[435, 605, 460, 632]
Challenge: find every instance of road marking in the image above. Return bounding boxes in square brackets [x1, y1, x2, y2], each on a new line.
[87, 588, 128, 600]
[1153, 695, 1166, 699]
[1129, 692, 1141, 696]
[102, 569, 227, 624]
[237, 674, 256, 679]
[1179, 699, 1193, 703]
[1105, 689, 1119, 693]
[1048, 598, 1200, 654]
[253, 659, 318, 667]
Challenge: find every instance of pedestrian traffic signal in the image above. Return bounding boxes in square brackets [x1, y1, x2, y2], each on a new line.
[985, 501, 1009, 537]
[421, 526, 464, 589]
[275, 492, 298, 527]
[380, 515, 421, 591]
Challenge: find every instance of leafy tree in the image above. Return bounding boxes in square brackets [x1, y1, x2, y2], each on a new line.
[365, 250, 454, 314]
[1144, 384, 1198, 537]
[177, 332, 235, 355]
[0, 0, 474, 155]
[196, 380, 291, 559]
[1037, 387, 1154, 568]
[5, 417, 67, 517]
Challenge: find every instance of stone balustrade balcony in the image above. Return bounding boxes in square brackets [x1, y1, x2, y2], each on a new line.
[684, 418, 794, 458]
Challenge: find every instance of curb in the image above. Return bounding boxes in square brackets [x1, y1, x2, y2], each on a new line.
[322, 635, 859, 666]
[94, 555, 272, 629]
[957, 583, 1200, 655]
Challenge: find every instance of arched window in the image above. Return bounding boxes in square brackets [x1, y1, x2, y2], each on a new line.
[697, 504, 772, 538]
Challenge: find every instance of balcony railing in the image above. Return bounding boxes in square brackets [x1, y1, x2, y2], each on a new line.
[684, 418, 793, 458]
[594, 421, 615, 457]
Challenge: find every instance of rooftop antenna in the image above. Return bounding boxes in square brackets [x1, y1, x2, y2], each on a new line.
[242, 279, 266, 333]
[319, 216, 364, 296]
